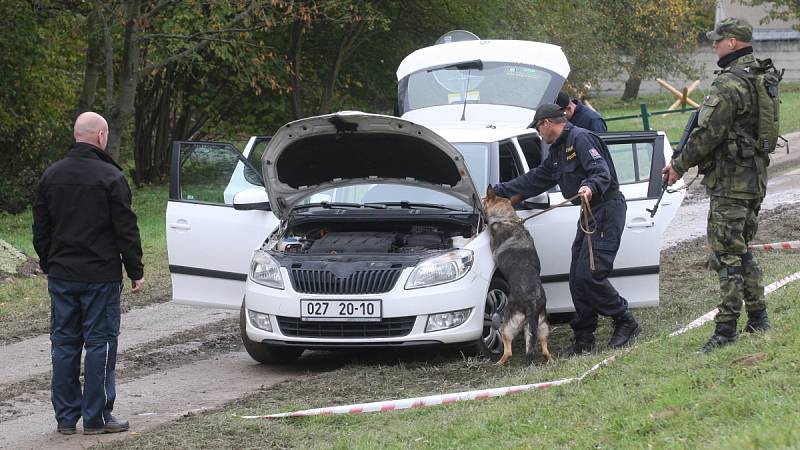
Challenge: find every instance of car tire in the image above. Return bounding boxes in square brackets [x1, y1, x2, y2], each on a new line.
[239, 302, 303, 364]
[474, 277, 510, 361]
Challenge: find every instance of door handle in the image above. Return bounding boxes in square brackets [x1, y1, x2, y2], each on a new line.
[168, 221, 191, 231]
[627, 218, 655, 229]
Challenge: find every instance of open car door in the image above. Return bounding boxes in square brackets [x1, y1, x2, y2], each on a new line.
[521, 131, 684, 312]
[166, 139, 278, 309]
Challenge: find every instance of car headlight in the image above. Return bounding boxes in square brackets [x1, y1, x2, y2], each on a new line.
[405, 249, 474, 289]
[249, 250, 284, 289]
[426, 308, 472, 332]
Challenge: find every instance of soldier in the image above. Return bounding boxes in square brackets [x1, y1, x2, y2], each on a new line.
[494, 103, 641, 356]
[662, 18, 770, 352]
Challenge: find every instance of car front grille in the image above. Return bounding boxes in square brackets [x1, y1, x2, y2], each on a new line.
[276, 316, 416, 338]
[288, 268, 403, 294]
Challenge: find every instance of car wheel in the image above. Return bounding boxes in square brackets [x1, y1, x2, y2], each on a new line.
[475, 277, 509, 361]
[239, 302, 303, 364]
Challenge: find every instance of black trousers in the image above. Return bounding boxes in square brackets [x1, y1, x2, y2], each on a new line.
[49, 277, 121, 428]
[568, 197, 629, 337]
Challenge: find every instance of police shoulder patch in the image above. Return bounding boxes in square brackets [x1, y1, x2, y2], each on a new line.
[588, 148, 602, 160]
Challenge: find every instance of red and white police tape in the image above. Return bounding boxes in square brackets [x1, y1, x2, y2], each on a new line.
[238, 270, 800, 420]
[749, 240, 800, 251]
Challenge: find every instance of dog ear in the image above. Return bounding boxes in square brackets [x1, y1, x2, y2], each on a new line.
[486, 185, 496, 200]
[509, 194, 523, 207]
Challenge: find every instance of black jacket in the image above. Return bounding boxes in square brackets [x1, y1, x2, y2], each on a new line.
[570, 100, 608, 132]
[32, 143, 144, 282]
[494, 124, 621, 207]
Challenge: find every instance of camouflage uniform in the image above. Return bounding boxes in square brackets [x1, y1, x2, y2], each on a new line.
[671, 19, 768, 325]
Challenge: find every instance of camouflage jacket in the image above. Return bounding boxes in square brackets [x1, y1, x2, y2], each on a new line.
[671, 51, 768, 199]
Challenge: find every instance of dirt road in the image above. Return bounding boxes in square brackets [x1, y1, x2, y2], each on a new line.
[662, 131, 800, 248]
[0, 133, 797, 449]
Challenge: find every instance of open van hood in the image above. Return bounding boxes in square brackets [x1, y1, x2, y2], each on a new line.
[262, 112, 483, 220]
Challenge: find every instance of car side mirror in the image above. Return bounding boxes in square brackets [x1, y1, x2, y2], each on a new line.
[233, 188, 271, 211]
[515, 192, 549, 210]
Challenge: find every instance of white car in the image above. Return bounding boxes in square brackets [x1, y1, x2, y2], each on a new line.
[166, 39, 685, 364]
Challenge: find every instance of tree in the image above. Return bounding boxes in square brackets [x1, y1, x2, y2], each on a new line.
[598, 0, 715, 100]
[744, 0, 800, 30]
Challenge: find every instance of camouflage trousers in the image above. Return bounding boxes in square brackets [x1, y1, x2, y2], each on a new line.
[707, 196, 766, 323]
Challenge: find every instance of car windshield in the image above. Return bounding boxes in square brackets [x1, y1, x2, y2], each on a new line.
[398, 62, 561, 115]
[295, 142, 490, 209]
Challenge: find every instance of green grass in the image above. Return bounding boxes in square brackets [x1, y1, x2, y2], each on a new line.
[95, 205, 800, 450]
[0, 185, 171, 343]
[595, 81, 800, 141]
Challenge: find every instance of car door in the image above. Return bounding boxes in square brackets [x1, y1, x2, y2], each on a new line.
[167, 139, 278, 309]
[519, 131, 684, 312]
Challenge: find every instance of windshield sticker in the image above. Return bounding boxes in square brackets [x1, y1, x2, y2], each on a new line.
[505, 66, 538, 78]
[448, 90, 480, 104]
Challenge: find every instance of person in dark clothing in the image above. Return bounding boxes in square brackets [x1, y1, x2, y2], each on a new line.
[556, 91, 608, 132]
[33, 111, 144, 435]
[493, 103, 640, 355]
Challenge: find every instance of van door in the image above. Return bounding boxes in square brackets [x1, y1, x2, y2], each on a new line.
[520, 132, 684, 312]
[166, 140, 278, 309]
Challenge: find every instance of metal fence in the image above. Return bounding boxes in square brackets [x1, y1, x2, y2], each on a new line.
[605, 103, 696, 132]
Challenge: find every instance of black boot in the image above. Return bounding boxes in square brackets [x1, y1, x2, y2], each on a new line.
[564, 335, 595, 357]
[744, 309, 770, 333]
[608, 311, 641, 348]
[702, 321, 738, 353]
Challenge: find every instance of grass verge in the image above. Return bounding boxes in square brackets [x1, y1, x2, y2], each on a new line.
[96, 205, 800, 449]
[597, 81, 800, 140]
[0, 185, 171, 343]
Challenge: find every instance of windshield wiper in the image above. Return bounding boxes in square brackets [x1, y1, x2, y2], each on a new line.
[372, 201, 467, 212]
[428, 59, 483, 72]
[294, 201, 387, 210]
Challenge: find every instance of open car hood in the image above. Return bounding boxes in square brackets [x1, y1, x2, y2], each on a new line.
[262, 112, 483, 220]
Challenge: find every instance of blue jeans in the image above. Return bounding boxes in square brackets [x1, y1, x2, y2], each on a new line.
[48, 277, 121, 428]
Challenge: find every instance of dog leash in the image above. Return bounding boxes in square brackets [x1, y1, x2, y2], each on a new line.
[520, 194, 596, 271]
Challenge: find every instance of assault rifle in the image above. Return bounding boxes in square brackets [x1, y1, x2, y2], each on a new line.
[647, 109, 699, 217]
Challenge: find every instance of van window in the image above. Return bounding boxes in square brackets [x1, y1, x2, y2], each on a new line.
[499, 141, 521, 182]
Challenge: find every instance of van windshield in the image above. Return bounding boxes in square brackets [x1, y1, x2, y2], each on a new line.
[398, 62, 562, 115]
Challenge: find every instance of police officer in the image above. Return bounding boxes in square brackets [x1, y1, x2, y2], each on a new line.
[663, 18, 770, 352]
[556, 91, 608, 132]
[493, 103, 640, 355]
[33, 112, 143, 434]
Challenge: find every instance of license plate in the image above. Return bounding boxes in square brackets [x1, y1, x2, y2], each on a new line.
[300, 300, 382, 322]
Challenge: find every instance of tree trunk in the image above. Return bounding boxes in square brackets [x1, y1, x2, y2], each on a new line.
[621, 76, 642, 101]
[106, 0, 141, 162]
[318, 20, 365, 115]
[289, 20, 304, 119]
[77, 9, 103, 114]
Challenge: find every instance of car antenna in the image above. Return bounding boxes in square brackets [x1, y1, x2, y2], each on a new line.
[460, 68, 471, 121]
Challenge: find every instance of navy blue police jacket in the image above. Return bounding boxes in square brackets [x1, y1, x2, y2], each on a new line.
[493, 124, 620, 207]
[570, 100, 607, 132]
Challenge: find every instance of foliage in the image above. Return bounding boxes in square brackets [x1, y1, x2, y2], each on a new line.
[597, 0, 716, 99]
[744, 0, 800, 30]
[0, 1, 82, 213]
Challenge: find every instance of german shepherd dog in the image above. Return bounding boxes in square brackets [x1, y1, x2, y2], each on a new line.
[484, 186, 551, 366]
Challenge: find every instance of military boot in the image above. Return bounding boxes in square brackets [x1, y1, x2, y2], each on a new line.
[744, 309, 771, 333]
[564, 334, 595, 357]
[702, 321, 738, 353]
[608, 311, 642, 348]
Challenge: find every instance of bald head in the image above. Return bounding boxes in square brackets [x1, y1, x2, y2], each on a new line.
[74, 112, 109, 150]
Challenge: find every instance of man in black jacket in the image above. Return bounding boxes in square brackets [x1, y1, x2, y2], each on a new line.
[493, 104, 640, 356]
[556, 91, 608, 132]
[33, 112, 144, 435]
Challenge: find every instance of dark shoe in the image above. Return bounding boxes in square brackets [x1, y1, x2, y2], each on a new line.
[83, 416, 130, 435]
[702, 321, 738, 353]
[564, 336, 595, 357]
[608, 311, 642, 349]
[744, 309, 771, 333]
[57, 423, 77, 435]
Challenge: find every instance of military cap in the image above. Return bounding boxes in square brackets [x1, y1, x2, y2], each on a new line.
[533, 103, 566, 122]
[707, 17, 753, 42]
